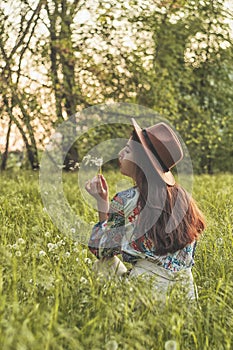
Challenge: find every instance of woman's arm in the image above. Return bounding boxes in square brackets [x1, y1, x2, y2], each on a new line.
[85, 175, 126, 259]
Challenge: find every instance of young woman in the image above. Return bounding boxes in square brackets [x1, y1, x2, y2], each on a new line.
[85, 118, 205, 300]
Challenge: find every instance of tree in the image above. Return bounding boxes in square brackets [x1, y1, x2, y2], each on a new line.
[0, 0, 232, 173]
[127, 0, 233, 173]
[0, 0, 45, 170]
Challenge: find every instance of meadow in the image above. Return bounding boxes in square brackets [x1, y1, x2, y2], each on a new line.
[0, 169, 232, 350]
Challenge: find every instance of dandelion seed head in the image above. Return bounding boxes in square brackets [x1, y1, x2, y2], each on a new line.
[15, 251, 21, 257]
[105, 339, 118, 350]
[84, 257, 92, 265]
[47, 243, 54, 249]
[82, 155, 103, 168]
[57, 239, 65, 247]
[91, 157, 103, 167]
[18, 238, 25, 245]
[165, 340, 178, 350]
[80, 276, 87, 284]
[47, 243, 58, 251]
[39, 250, 46, 257]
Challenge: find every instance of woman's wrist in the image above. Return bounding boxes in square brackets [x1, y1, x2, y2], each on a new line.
[98, 212, 108, 222]
[97, 198, 109, 213]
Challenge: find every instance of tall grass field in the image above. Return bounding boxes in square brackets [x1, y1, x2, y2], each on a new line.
[0, 170, 232, 350]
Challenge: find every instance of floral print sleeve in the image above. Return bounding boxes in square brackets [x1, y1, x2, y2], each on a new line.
[88, 192, 126, 259]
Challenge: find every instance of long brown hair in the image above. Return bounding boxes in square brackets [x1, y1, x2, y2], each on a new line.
[131, 131, 206, 255]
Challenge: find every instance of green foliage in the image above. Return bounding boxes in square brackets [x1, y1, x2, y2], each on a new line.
[0, 170, 233, 349]
[127, 0, 233, 174]
[0, 0, 233, 174]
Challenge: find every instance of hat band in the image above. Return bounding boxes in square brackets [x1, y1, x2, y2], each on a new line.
[142, 129, 169, 172]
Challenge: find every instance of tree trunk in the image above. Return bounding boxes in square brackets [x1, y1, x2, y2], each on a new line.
[1, 119, 12, 171]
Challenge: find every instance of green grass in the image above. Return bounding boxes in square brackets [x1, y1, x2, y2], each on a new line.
[0, 169, 233, 349]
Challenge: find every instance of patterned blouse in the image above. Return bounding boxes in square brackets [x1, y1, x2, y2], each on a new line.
[88, 187, 196, 272]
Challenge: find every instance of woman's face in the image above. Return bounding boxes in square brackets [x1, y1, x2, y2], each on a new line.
[118, 138, 137, 179]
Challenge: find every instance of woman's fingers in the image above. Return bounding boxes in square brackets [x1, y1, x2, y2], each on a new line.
[85, 175, 108, 198]
[85, 175, 109, 214]
[85, 180, 90, 192]
[99, 174, 108, 190]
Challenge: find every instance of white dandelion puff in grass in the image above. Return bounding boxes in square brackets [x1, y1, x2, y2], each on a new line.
[80, 276, 87, 284]
[165, 340, 178, 350]
[217, 237, 223, 245]
[57, 239, 65, 247]
[17, 238, 25, 245]
[47, 243, 58, 252]
[81, 249, 88, 256]
[84, 257, 92, 265]
[39, 250, 46, 257]
[15, 251, 22, 257]
[105, 340, 118, 350]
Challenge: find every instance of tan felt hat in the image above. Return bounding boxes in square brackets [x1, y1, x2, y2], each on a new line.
[131, 118, 183, 186]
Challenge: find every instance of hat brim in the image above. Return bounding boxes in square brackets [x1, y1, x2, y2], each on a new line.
[131, 118, 175, 186]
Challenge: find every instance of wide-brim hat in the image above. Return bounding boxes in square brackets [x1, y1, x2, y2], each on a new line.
[131, 118, 183, 186]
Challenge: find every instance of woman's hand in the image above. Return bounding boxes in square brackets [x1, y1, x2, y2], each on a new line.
[85, 174, 108, 200]
[85, 175, 109, 216]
